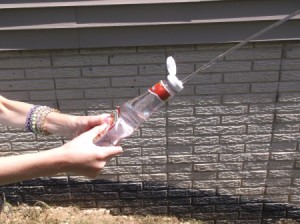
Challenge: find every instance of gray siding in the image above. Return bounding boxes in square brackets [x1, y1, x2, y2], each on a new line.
[1, 40, 300, 222]
[0, 0, 299, 50]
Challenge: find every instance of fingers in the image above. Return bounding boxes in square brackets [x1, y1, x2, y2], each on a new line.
[83, 123, 108, 139]
[99, 146, 123, 159]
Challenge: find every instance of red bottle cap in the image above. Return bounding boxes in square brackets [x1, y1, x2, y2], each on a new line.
[149, 81, 171, 101]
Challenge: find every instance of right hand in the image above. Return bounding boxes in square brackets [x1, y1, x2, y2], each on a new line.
[59, 123, 123, 178]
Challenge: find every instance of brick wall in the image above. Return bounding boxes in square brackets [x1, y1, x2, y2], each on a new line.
[1, 41, 300, 223]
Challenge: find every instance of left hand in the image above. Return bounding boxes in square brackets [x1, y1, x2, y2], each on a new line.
[68, 113, 114, 139]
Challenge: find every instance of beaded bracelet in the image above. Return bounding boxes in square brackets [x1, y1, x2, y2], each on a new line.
[25, 105, 40, 132]
[25, 105, 59, 136]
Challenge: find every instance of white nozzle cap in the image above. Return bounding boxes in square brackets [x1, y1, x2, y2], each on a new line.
[166, 56, 183, 92]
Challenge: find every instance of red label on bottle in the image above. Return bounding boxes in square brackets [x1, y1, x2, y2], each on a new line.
[149, 81, 170, 101]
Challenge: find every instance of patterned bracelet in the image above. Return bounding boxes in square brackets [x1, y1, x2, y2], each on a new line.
[25, 105, 40, 132]
[25, 105, 59, 136]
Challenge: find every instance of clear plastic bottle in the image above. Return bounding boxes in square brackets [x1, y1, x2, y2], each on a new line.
[93, 57, 183, 146]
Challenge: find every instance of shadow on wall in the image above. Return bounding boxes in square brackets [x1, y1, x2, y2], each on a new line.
[1, 178, 300, 223]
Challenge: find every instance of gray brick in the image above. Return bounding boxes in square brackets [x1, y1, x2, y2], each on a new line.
[222, 114, 274, 124]
[139, 64, 169, 75]
[119, 174, 167, 182]
[279, 92, 300, 102]
[82, 65, 137, 77]
[85, 88, 138, 99]
[251, 83, 278, 92]
[218, 187, 265, 195]
[220, 134, 271, 144]
[193, 180, 241, 188]
[12, 141, 62, 151]
[223, 93, 275, 104]
[281, 70, 300, 81]
[243, 162, 268, 170]
[224, 71, 278, 83]
[268, 170, 300, 178]
[266, 187, 300, 194]
[168, 172, 192, 181]
[0, 142, 11, 151]
[167, 107, 194, 116]
[194, 144, 244, 154]
[0, 91, 29, 101]
[167, 146, 193, 155]
[270, 152, 300, 160]
[26, 67, 81, 78]
[186, 73, 223, 86]
[249, 104, 276, 113]
[122, 137, 166, 147]
[197, 61, 252, 72]
[196, 105, 247, 115]
[253, 60, 281, 71]
[282, 59, 300, 70]
[142, 127, 166, 137]
[285, 47, 300, 58]
[273, 133, 300, 142]
[53, 55, 108, 67]
[246, 142, 296, 152]
[142, 147, 165, 156]
[192, 172, 217, 180]
[220, 153, 269, 162]
[167, 164, 192, 172]
[169, 116, 220, 126]
[268, 161, 294, 169]
[279, 82, 300, 92]
[196, 84, 249, 95]
[168, 154, 218, 163]
[117, 156, 167, 165]
[0, 56, 51, 69]
[0, 69, 25, 80]
[194, 162, 242, 171]
[0, 80, 54, 91]
[173, 50, 222, 62]
[195, 125, 246, 135]
[168, 136, 219, 145]
[273, 123, 300, 133]
[243, 178, 291, 187]
[225, 48, 281, 60]
[102, 166, 142, 174]
[58, 99, 111, 110]
[111, 75, 163, 87]
[55, 89, 84, 99]
[55, 78, 110, 89]
[167, 126, 193, 136]
[143, 165, 167, 173]
[110, 52, 165, 64]
[195, 95, 221, 105]
[247, 124, 273, 134]
[29, 90, 56, 100]
[276, 114, 300, 122]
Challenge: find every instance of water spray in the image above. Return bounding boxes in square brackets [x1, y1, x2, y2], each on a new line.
[182, 9, 300, 84]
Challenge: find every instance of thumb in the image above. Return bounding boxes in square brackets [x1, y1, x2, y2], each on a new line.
[83, 123, 108, 139]
[100, 146, 123, 159]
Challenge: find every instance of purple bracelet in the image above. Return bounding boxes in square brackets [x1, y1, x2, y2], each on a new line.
[25, 105, 40, 132]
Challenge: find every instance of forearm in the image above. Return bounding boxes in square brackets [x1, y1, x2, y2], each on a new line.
[0, 95, 33, 128]
[0, 95, 77, 137]
[0, 147, 66, 186]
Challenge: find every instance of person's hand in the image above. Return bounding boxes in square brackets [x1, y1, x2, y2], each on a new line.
[69, 113, 114, 139]
[45, 112, 114, 139]
[59, 123, 122, 178]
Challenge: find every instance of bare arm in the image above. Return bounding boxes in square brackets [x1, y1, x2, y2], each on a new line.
[0, 125, 122, 186]
[0, 95, 113, 139]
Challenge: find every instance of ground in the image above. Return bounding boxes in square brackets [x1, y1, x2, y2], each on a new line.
[0, 202, 299, 224]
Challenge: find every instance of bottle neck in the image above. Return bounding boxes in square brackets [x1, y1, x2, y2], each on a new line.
[149, 80, 173, 101]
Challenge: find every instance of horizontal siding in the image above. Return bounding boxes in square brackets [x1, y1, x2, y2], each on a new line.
[0, 0, 299, 50]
